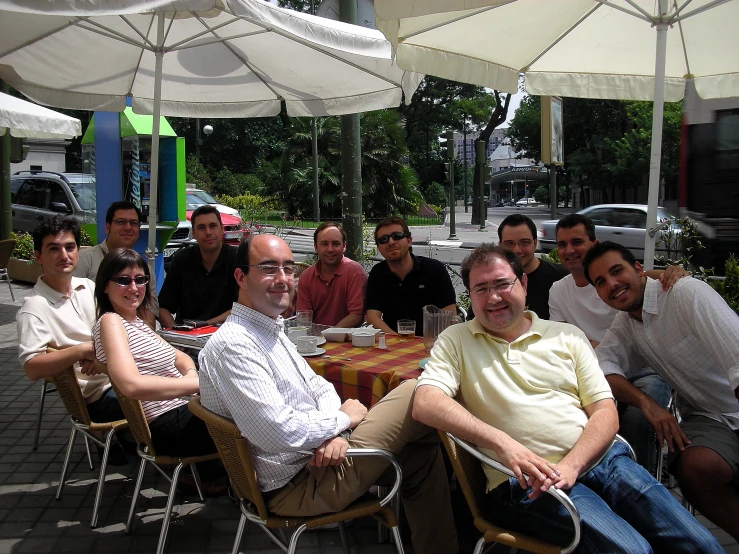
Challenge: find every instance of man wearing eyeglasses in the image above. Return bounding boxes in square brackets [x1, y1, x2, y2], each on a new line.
[365, 216, 457, 335]
[498, 214, 568, 320]
[74, 200, 159, 328]
[412, 243, 721, 553]
[198, 234, 459, 554]
[158, 205, 238, 329]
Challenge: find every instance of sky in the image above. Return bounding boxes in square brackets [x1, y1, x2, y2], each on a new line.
[503, 89, 525, 128]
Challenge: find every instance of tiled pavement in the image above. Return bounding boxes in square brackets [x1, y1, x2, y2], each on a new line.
[0, 281, 736, 554]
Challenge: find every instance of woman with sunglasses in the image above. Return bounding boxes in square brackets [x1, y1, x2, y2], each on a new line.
[91, 249, 217, 463]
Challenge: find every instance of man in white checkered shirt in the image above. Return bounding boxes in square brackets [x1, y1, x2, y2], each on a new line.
[198, 234, 458, 554]
[584, 241, 739, 543]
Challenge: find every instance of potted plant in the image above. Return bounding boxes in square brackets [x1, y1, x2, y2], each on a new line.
[8, 232, 43, 284]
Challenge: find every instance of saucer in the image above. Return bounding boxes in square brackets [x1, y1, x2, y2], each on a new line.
[300, 347, 326, 357]
[418, 357, 429, 369]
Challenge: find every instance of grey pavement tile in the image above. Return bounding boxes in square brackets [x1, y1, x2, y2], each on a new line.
[0, 522, 31, 539]
[56, 535, 97, 552]
[0, 495, 22, 509]
[92, 534, 137, 552]
[0, 508, 41, 523]
[0, 538, 24, 554]
[13, 537, 58, 553]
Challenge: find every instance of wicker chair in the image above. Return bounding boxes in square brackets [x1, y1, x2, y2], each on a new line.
[97, 362, 220, 554]
[294, 261, 311, 279]
[51, 364, 128, 528]
[0, 238, 16, 302]
[188, 397, 405, 554]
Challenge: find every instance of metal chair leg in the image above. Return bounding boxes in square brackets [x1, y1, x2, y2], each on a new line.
[338, 521, 350, 554]
[287, 524, 307, 554]
[190, 463, 205, 502]
[126, 457, 147, 534]
[231, 512, 247, 554]
[4, 273, 14, 302]
[156, 462, 185, 554]
[33, 381, 48, 450]
[390, 525, 406, 554]
[90, 430, 114, 528]
[84, 436, 94, 470]
[56, 426, 77, 500]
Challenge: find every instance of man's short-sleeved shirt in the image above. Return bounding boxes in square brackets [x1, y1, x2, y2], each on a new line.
[524, 259, 569, 320]
[549, 274, 618, 343]
[158, 244, 237, 322]
[16, 276, 110, 402]
[417, 313, 613, 490]
[364, 254, 456, 335]
[295, 257, 367, 326]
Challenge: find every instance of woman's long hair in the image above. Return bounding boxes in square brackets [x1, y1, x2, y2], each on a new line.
[95, 248, 152, 318]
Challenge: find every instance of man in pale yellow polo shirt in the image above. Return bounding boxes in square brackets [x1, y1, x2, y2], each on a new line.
[412, 243, 721, 553]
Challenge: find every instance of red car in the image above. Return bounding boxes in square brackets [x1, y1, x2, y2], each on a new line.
[185, 209, 247, 245]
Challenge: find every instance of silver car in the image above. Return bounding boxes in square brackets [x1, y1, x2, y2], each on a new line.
[537, 204, 677, 261]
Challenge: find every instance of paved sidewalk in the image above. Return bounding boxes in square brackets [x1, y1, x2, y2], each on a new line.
[0, 279, 736, 553]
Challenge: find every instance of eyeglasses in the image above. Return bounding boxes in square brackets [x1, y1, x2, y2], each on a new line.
[471, 277, 518, 297]
[111, 219, 140, 228]
[242, 264, 298, 276]
[111, 275, 149, 287]
[501, 239, 535, 249]
[376, 231, 409, 245]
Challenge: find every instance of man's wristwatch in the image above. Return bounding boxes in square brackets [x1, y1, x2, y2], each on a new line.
[339, 429, 352, 440]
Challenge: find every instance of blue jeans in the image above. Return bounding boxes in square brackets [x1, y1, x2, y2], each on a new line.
[485, 442, 722, 553]
[619, 369, 671, 476]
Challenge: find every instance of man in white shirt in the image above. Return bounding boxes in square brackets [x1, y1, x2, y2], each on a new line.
[584, 240, 739, 542]
[198, 235, 458, 554]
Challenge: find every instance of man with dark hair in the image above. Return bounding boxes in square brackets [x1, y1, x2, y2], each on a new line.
[498, 214, 568, 319]
[74, 200, 158, 328]
[413, 242, 721, 552]
[295, 222, 366, 327]
[198, 235, 458, 554]
[365, 216, 456, 335]
[584, 240, 739, 542]
[17, 217, 125, 438]
[159, 204, 237, 328]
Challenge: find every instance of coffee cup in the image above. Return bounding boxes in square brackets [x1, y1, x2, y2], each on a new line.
[288, 326, 309, 344]
[297, 336, 318, 354]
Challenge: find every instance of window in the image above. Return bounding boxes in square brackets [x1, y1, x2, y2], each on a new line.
[47, 182, 70, 210]
[586, 208, 613, 226]
[14, 179, 46, 208]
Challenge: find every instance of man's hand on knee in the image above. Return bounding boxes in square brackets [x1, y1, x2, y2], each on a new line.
[339, 399, 367, 428]
[641, 401, 690, 452]
[496, 435, 560, 498]
[310, 437, 349, 467]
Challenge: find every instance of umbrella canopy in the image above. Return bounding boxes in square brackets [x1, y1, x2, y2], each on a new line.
[374, 0, 738, 268]
[0, 0, 423, 271]
[0, 91, 81, 138]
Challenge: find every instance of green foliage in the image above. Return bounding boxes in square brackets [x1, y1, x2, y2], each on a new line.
[655, 216, 710, 276]
[540, 249, 561, 264]
[217, 193, 280, 226]
[185, 155, 214, 190]
[710, 255, 739, 314]
[360, 219, 379, 274]
[10, 232, 34, 260]
[444, 263, 471, 313]
[533, 184, 568, 205]
[80, 228, 93, 247]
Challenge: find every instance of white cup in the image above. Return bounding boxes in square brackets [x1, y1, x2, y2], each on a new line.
[297, 336, 318, 353]
[288, 326, 308, 344]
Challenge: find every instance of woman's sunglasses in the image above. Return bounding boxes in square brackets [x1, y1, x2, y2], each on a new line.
[111, 275, 149, 287]
[376, 231, 409, 245]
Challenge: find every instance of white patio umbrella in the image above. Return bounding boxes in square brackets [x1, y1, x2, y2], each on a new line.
[0, 0, 423, 272]
[0, 91, 81, 139]
[375, 0, 739, 268]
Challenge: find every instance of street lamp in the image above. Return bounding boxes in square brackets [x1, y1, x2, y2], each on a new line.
[195, 118, 214, 163]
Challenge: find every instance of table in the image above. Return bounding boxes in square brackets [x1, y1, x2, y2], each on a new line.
[306, 336, 428, 407]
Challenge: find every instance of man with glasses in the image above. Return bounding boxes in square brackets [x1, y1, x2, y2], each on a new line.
[498, 214, 568, 319]
[198, 235, 459, 554]
[365, 216, 456, 335]
[412, 243, 721, 552]
[159, 205, 237, 328]
[74, 200, 159, 328]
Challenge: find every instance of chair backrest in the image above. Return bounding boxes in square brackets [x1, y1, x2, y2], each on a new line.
[294, 261, 311, 280]
[95, 360, 156, 454]
[188, 397, 270, 520]
[438, 430, 487, 520]
[0, 239, 16, 268]
[50, 365, 92, 426]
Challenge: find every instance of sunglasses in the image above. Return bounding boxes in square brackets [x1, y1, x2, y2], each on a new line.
[111, 275, 149, 287]
[376, 231, 409, 245]
[241, 264, 298, 276]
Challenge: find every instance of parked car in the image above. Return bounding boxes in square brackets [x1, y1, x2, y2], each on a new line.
[537, 204, 678, 261]
[516, 197, 539, 206]
[185, 186, 240, 217]
[11, 171, 96, 233]
[185, 193, 246, 245]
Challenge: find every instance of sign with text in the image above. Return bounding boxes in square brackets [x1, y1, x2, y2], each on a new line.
[541, 96, 564, 166]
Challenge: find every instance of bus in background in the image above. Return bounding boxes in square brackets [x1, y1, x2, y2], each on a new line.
[680, 81, 739, 274]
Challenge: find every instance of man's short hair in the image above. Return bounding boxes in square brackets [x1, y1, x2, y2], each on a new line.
[314, 222, 347, 245]
[191, 204, 222, 227]
[498, 214, 537, 241]
[555, 213, 596, 241]
[582, 241, 638, 285]
[32, 216, 81, 252]
[236, 237, 252, 274]
[105, 201, 142, 224]
[374, 216, 411, 241]
[95, 248, 152, 316]
[460, 243, 524, 290]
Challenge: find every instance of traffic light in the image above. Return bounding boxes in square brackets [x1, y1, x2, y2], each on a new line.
[10, 137, 29, 163]
[438, 130, 454, 160]
[443, 162, 452, 182]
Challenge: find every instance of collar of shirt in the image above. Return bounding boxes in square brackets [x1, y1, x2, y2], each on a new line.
[231, 302, 284, 337]
[99, 241, 110, 255]
[642, 277, 661, 316]
[468, 310, 544, 345]
[315, 257, 345, 281]
[35, 276, 89, 305]
[377, 253, 422, 278]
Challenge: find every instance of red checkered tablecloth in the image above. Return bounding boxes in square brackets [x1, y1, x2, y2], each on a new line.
[307, 337, 427, 407]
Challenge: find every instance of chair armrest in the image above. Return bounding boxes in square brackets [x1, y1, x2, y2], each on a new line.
[446, 433, 581, 554]
[297, 447, 402, 509]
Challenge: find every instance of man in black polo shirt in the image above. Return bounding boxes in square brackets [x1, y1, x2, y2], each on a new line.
[159, 205, 237, 327]
[365, 217, 456, 335]
[498, 214, 568, 320]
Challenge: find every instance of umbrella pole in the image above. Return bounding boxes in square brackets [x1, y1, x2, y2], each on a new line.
[0, 80, 10, 241]
[643, 11, 669, 270]
[147, 10, 164, 279]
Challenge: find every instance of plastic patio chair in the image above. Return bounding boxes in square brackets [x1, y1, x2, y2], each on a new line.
[51, 364, 128, 528]
[98, 363, 220, 554]
[0, 238, 16, 302]
[188, 397, 405, 554]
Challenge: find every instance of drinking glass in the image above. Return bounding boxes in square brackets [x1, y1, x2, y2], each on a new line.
[296, 310, 313, 327]
[397, 319, 416, 341]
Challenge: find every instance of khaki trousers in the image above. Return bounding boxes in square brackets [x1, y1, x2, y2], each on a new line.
[266, 380, 459, 554]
